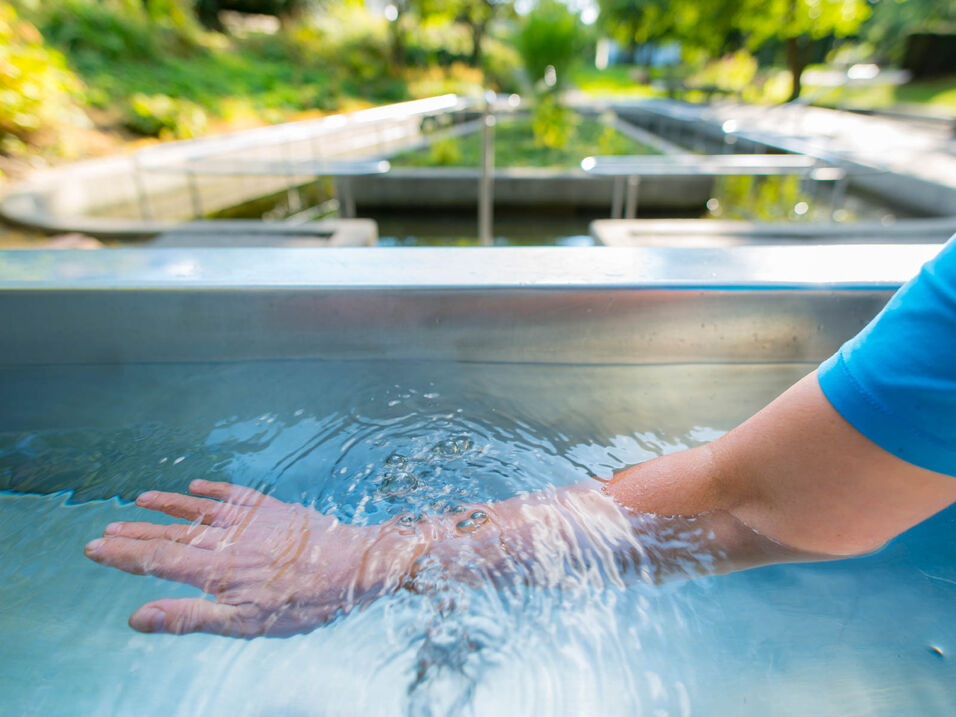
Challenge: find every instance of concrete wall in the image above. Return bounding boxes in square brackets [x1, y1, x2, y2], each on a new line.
[350, 168, 713, 211]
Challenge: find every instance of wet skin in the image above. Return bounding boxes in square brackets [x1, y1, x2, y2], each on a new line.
[85, 372, 956, 638]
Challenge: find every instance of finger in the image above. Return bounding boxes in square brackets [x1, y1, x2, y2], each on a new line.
[135, 490, 247, 526]
[129, 598, 261, 637]
[85, 536, 221, 589]
[188, 479, 284, 509]
[104, 521, 229, 550]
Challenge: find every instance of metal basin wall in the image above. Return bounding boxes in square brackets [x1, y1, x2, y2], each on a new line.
[0, 245, 937, 367]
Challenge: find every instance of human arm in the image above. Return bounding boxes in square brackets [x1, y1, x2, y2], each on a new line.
[85, 368, 956, 639]
[609, 370, 956, 557]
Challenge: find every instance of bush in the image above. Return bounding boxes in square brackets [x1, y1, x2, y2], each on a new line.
[406, 62, 484, 98]
[427, 137, 463, 166]
[0, 2, 85, 149]
[28, 0, 200, 66]
[531, 95, 578, 149]
[515, 0, 581, 93]
[123, 92, 207, 138]
[689, 50, 758, 94]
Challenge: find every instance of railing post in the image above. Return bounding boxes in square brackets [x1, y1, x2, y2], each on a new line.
[624, 176, 640, 219]
[186, 168, 203, 219]
[131, 154, 152, 221]
[478, 90, 496, 246]
[610, 176, 624, 219]
[831, 169, 848, 222]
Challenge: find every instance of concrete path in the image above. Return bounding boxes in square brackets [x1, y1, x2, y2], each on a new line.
[702, 101, 956, 193]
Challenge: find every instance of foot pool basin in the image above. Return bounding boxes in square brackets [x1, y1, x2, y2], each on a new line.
[0, 245, 952, 716]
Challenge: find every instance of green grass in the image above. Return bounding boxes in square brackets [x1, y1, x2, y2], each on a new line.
[575, 61, 956, 116]
[391, 117, 659, 169]
[571, 65, 665, 98]
[809, 75, 956, 115]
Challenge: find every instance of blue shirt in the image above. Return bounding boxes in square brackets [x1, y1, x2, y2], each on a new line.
[818, 237, 956, 478]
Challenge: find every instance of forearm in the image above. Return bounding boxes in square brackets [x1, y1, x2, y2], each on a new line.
[369, 475, 811, 599]
[385, 369, 956, 594]
[617, 371, 956, 558]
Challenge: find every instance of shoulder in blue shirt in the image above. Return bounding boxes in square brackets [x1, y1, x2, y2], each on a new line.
[818, 236, 956, 477]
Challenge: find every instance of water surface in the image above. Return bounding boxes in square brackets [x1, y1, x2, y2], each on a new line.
[1, 360, 952, 716]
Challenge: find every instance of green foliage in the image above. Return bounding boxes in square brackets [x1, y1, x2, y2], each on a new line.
[10, 0, 414, 140]
[597, 0, 739, 57]
[515, 0, 581, 92]
[427, 136, 463, 165]
[531, 95, 577, 149]
[0, 2, 85, 149]
[738, 0, 870, 45]
[709, 175, 857, 222]
[391, 115, 658, 168]
[406, 62, 485, 98]
[123, 92, 207, 138]
[413, 0, 514, 65]
[689, 50, 758, 94]
[862, 0, 956, 64]
[480, 36, 522, 93]
[28, 0, 200, 64]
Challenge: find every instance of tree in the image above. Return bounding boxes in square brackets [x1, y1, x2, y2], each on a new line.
[415, 0, 513, 67]
[737, 0, 870, 101]
[596, 0, 739, 61]
[862, 0, 956, 64]
[596, 0, 870, 102]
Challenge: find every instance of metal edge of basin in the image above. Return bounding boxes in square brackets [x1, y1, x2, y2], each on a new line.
[0, 245, 940, 366]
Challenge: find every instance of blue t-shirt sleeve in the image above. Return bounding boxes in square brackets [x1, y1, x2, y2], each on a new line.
[818, 236, 956, 477]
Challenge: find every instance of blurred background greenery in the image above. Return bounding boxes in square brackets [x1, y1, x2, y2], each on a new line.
[1, 0, 953, 181]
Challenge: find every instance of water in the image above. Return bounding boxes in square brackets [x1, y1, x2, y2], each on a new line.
[1, 360, 953, 716]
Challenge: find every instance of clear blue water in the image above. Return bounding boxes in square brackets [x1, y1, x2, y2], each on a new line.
[0, 360, 953, 716]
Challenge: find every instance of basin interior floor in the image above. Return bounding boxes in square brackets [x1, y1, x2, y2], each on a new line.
[0, 359, 953, 716]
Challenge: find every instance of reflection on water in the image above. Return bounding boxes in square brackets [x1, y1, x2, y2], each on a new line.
[0, 360, 953, 716]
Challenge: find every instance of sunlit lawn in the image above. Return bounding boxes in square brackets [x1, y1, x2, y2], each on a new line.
[390, 117, 659, 169]
[574, 64, 956, 115]
[811, 76, 956, 114]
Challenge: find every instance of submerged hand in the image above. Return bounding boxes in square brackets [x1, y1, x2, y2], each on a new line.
[84, 480, 404, 638]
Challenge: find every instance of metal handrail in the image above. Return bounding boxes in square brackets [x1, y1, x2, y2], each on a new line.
[581, 153, 854, 221]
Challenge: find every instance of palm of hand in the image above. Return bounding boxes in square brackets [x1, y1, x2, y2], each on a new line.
[84, 480, 378, 637]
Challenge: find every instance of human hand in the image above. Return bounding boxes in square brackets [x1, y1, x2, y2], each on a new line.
[84, 480, 411, 638]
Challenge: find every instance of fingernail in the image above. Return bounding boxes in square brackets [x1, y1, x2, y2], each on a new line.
[134, 606, 166, 633]
[104, 522, 122, 535]
[85, 538, 104, 555]
[189, 479, 205, 491]
[136, 491, 157, 505]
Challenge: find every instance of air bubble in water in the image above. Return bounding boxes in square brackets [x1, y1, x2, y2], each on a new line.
[456, 511, 489, 533]
[379, 471, 418, 497]
[385, 453, 407, 469]
[435, 436, 472, 457]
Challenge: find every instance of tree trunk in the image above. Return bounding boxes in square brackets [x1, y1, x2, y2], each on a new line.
[786, 35, 807, 102]
[469, 21, 486, 67]
[389, 20, 405, 75]
[195, 0, 225, 32]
